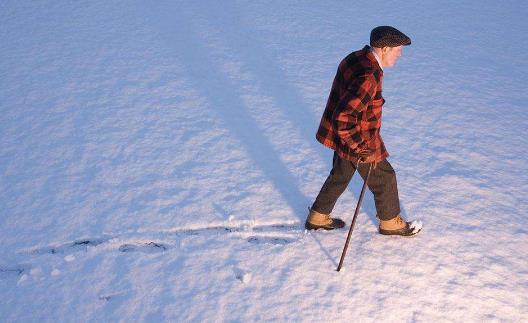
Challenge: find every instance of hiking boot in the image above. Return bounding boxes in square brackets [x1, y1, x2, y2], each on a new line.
[379, 214, 422, 236]
[305, 208, 345, 230]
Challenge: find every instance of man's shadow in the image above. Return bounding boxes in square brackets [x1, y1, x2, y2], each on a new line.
[150, 1, 411, 266]
[149, 2, 311, 223]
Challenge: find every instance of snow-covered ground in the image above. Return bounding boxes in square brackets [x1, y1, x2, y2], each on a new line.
[1, 0, 527, 321]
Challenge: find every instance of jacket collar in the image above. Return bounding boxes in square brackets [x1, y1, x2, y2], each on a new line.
[364, 45, 383, 72]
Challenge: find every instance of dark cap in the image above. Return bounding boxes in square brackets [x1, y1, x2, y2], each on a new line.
[370, 26, 411, 47]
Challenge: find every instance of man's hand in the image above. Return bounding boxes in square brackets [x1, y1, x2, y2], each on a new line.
[357, 148, 378, 169]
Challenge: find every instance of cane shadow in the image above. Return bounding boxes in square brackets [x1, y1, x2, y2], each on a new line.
[311, 233, 339, 268]
[146, 3, 310, 222]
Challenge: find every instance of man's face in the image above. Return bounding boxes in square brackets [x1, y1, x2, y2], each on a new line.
[381, 46, 402, 68]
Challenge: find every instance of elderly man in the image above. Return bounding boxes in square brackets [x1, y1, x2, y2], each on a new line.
[306, 26, 422, 236]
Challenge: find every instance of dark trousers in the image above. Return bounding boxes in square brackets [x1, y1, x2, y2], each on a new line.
[311, 152, 401, 221]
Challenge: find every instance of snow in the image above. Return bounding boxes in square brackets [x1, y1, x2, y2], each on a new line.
[1, 0, 527, 321]
[409, 220, 422, 234]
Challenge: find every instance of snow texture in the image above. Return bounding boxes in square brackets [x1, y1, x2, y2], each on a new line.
[1, 0, 527, 322]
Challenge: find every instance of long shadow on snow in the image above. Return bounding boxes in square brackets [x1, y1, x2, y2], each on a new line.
[182, 2, 406, 261]
[145, 3, 310, 222]
[168, 2, 353, 267]
[184, 1, 401, 226]
[147, 3, 412, 267]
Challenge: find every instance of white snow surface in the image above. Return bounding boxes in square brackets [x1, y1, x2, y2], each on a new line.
[1, 0, 527, 322]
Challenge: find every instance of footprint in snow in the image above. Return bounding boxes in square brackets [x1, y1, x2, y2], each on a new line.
[118, 242, 167, 253]
[0, 264, 32, 279]
[29, 239, 108, 255]
[247, 236, 294, 245]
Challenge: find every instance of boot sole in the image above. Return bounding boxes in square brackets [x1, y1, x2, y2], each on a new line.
[305, 219, 345, 231]
[378, 228, 422, 237]
[378, 221, 422, 237]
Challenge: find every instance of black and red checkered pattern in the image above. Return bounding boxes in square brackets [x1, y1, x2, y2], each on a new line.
[316, 46, 388, 163]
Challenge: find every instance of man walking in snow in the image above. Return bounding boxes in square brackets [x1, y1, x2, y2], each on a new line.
[306, 26, 422, 236]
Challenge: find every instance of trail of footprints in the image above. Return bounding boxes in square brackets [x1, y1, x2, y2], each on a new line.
[29, 223, 300, 255]
[0, 223, 301, 278]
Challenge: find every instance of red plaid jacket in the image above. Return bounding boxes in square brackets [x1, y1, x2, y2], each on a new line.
[316, 46, 388, 163]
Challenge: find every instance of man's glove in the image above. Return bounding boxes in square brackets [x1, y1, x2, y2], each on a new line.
[357, 148, 378, 169]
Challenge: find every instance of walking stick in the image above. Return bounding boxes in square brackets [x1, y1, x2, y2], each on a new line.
[336, 162, 373, 272]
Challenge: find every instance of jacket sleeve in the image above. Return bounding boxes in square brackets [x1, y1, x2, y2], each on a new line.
[333, 73, 376, 153]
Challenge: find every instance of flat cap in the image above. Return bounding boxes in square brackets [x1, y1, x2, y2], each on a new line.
[370, 26, 411, 47]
